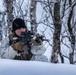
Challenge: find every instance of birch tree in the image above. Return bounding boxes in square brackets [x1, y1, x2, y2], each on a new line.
[30, 0, 37, 33]
[0, 13, 3, 41]
[5, 0, 14, 34]
[67, 0, 76, 64]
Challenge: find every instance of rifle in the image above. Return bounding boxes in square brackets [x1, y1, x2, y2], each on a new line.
[12, 31, 34, 45]
[21, 31, 34, 45]
[18, 31, 49, 45]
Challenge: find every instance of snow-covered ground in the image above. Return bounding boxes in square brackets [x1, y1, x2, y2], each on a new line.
[0, 59, 76, 75]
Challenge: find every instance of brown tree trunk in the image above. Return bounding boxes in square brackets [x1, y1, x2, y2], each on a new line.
[51, 1, 62, 63]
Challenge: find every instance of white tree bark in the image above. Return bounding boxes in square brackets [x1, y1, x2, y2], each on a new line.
[5, 0, 14, 34]
[30, 0, 37, 33]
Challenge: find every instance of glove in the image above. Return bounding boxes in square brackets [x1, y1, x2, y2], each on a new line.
[35, 34, 43, 43]
[31, 39, 41, 46]
[35, 37, 42, 43]
[12, 42, 25, 52]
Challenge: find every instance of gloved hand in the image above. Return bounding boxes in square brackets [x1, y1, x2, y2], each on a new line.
[12, 42, 25, 52]
[35, 37, 42, 43]
[31, 39, 41, 46]
[35, 33, 44, 43]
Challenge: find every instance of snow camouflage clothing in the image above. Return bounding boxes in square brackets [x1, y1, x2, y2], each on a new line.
[0, 32, 48, 62]
[9, 32, 33, 60]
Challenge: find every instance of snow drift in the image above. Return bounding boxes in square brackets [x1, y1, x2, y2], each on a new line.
[0, 59, 76, 75]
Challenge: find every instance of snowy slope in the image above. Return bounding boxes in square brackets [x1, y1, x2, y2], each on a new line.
[0, 59, 76, 75]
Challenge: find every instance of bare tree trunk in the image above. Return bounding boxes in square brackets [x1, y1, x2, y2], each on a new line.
[30, 0, 37, 33]
[59, 52, 64, 63]
[0, 12, 6, 40]
[0, 13, 2, 41]
[51, 1, 61, 63]
[5, 0, 14, 34]
[67, 0, 76, 64]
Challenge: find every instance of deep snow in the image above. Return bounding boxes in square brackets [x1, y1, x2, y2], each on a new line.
[0, 59, 76, 75]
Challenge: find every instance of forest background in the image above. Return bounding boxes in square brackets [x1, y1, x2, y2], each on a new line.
[0, 0, 76, 64]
